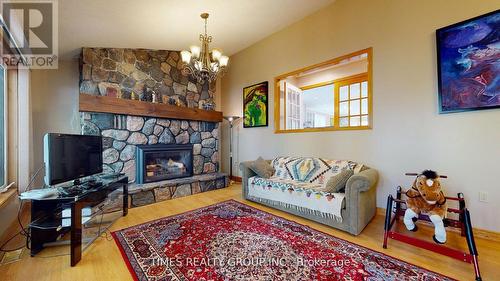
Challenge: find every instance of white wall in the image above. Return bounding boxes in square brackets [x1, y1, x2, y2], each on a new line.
[221, 0, 500, 231]
[31, 60, 81, 185]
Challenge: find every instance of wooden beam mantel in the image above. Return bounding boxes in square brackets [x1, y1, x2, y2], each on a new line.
[79, 94, 223, 122]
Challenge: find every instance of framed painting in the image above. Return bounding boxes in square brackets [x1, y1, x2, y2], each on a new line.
[436, 9, 500, 113]
[243, 81, 268, 128]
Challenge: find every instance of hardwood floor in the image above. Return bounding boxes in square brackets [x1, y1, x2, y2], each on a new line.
[2, 184, 499, 281]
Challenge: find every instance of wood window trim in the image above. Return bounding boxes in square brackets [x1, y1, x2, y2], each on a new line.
[274, 48, 373, 134]
[299, 80, 334, 91]
[0, 189, 16, 209]
[334, 74, 371, 129]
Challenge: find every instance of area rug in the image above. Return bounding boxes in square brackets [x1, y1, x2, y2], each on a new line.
[112, 200, 454, 281]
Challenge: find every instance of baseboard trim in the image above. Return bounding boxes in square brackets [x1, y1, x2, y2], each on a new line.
[230, 176, 242, 183]
[376, 207, 500, 242]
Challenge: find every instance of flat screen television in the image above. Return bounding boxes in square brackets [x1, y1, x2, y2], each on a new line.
[44, 133, 103, 186]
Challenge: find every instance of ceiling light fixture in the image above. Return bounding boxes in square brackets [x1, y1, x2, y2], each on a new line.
[181, 13, 228, 84]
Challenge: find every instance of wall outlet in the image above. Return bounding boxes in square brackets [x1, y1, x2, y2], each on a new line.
[479, 191, 488, 203]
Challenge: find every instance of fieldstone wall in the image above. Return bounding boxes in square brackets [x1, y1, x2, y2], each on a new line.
[81, 112, 219, 183]
[129, 173, 228, 207]
[103, 173, 229, 210]
[79, 47, 215, 109]
[79, 47, 228, 208]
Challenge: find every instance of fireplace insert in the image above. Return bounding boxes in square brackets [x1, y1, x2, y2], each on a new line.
[136, 144, 193, 184]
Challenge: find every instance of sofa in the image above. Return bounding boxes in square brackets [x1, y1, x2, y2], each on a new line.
[240, 157, 378, 235]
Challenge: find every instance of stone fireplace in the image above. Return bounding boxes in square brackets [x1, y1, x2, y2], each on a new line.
[136, 144, 193, 184]
[81, 113, 228, 207]
[81, 114, 219, 180]
[79, 47, 229, 208]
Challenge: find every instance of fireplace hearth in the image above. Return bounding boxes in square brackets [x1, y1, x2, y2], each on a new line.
[136, 144, 193, 184]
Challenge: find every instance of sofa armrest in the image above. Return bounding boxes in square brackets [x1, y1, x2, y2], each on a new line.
[345, 168, 378, 235]
[345, 168, 378, 193]
[239, 161, 258, 179]
[239, 161, 258, 198]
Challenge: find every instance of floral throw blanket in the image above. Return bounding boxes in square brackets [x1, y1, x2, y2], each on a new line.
[247, 176, 345, 222]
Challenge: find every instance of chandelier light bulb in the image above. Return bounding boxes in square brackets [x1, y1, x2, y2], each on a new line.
[190, 46, 201, 58]
[211, 49, 222, 61]
[180, 50, 192, 63]
[219, 56, 229, 67]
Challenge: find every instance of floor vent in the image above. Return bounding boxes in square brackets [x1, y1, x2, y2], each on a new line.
[0, 248, 23, 265]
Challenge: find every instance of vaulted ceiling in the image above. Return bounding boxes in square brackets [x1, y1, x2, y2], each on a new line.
[58, 0, 335, 59]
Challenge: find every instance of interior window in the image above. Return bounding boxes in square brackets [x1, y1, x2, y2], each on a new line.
[274, 48, 372, 133]
[338, 78, 369, 127]
[301, 84, 334, 128]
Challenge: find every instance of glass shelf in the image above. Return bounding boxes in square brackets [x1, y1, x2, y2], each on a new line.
[29, 175, 128, 265]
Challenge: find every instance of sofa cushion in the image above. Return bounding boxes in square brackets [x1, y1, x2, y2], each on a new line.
[322, 169, 354, 193]
[271, 157, 357, 189]
[248, 157, 274, 179]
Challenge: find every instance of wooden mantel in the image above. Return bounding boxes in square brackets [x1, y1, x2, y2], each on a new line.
[79, 94, 223, 122]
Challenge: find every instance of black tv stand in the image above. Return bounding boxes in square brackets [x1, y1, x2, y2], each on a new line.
[28, 175, 128, 266]
[59, 186, 81, 197]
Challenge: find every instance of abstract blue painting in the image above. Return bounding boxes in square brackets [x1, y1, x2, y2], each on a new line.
[436, 10, 499, 113]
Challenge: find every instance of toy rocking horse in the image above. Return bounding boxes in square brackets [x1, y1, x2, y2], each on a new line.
[403, 170, 447, 244]
[383, 171, 482, 281]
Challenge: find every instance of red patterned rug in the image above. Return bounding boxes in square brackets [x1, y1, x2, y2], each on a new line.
[112, 200, 453, 281]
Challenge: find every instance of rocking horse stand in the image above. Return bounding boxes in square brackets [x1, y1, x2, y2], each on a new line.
[383, 173, 482, 281]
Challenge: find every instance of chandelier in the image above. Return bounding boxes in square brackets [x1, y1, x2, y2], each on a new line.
[181, 13, 229, 84]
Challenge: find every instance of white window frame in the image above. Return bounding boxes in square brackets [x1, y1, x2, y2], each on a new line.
[285, 83, 302, 130]
[0, 62, 7, 189]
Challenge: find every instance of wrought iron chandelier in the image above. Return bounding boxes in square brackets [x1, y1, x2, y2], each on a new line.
[181, 13, 229, 84]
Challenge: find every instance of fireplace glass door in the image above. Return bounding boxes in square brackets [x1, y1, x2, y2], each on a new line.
[136, 144, 193, 184]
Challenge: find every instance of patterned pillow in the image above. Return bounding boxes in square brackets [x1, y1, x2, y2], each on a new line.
[271, 157, 357, 188]
[271, 157, 299, 179]
[272, 157, 357, 189]
[306, 159, 357, 187]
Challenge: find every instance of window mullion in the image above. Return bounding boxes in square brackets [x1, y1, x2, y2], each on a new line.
[334, 83, 340, 127]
